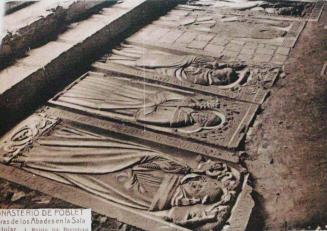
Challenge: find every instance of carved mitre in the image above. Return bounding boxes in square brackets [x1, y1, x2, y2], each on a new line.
[152, 158, 242, 230]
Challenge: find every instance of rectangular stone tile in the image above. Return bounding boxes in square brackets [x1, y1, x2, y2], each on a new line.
[264, 45, 277, 51]
[243, 42, 258, 49]
[175, 31, 197, 44]
[256, 47, 275, 55]
[159, 29, 184, 43]
[223, 50, 239, 59]
[252, 53, 273, 63]
[132, 27, 170, 42]
[271, 54, 288, 65]
[230, 40, 246, 46]
[151, 27, 172, 40]
[211, 36, 230, 46]
[257, 43, 265, 48]
[240, 47, 255, 55]
[195, 33, 215, 42]
[204, 44, 225, 54]
[276, 47, 291, 56]
[237, 53, 253, 62]
[187, 40, 208, 49]
[128, 29, 153, 42]
[225, 43, 242, 52]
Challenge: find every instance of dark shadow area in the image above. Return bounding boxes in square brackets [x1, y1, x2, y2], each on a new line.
[0, 0, 182, 137]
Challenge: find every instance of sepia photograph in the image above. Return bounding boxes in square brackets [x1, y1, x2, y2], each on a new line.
[0, 0, 326, 230]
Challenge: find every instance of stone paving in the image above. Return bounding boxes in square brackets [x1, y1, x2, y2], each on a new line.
[127, 6, 309, 65]
[0, 0, 326, 231]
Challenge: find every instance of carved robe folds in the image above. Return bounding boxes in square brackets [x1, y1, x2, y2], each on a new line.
[105, 45, 240, 86]
[3, 117, 242, 230]
[49, 72, 259, 150]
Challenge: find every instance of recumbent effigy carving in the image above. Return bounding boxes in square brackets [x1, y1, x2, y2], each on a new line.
[48, 72, 258, 149]
[155, 10, 291, 40]
[185, 0, 315, 18]
[95, 43, 279, 104]
[0, 114, 250, 230]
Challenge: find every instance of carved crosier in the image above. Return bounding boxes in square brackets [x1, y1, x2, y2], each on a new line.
[53, 77, 226, 134]
[12, 122, 240, 229]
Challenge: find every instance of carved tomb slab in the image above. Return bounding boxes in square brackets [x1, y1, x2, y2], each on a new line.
[94, 44, 280, 104]
[48, 72, 258, 152]
[126, 5, 308, 63]
[183, 0, 324, 21]
[0, 112, 254, 231]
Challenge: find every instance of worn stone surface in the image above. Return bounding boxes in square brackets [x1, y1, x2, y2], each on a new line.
[0, 111, 252, 231]
[1, 1, 326, 231]
[1, 0, 112, 67]
[127, 2, 309, 65]
[48, 72, 258, 151]
[185, 0, 322, 21]
[0, 0, 176, 136]
[94, 44, 280, 104]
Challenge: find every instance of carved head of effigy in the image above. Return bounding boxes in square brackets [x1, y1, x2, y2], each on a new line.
[180, 174, 224, 205]
[190, 110, 224, 129]
[211, 68, 239, 85]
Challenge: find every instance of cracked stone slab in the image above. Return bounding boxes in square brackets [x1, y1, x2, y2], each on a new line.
[126, 7, 307, 64]
[0, 112, 254, 231]
[184, 0, 323, 21]
[48, 71, 258, 155]
[93, 44, 280, 105]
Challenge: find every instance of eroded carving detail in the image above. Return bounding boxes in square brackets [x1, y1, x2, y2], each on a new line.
[97, 44, 279, 103]
[0, 113, 59, 163]
[14, 122, 244, 230]
[178, 16, 289, 40]
[105, 44, 244, 86]
[49, 73, 257, 147]
[185, 0, 314, 18]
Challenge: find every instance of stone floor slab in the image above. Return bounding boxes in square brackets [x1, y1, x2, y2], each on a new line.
[48, 72, 259, 151]
[0, 112, 254, 231]
[128, 11, 306, 65]
[184, 0, 324, 22]
[94, 44, 280, 105]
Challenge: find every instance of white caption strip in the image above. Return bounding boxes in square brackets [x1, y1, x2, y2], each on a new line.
[0, 209, 91, 231]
